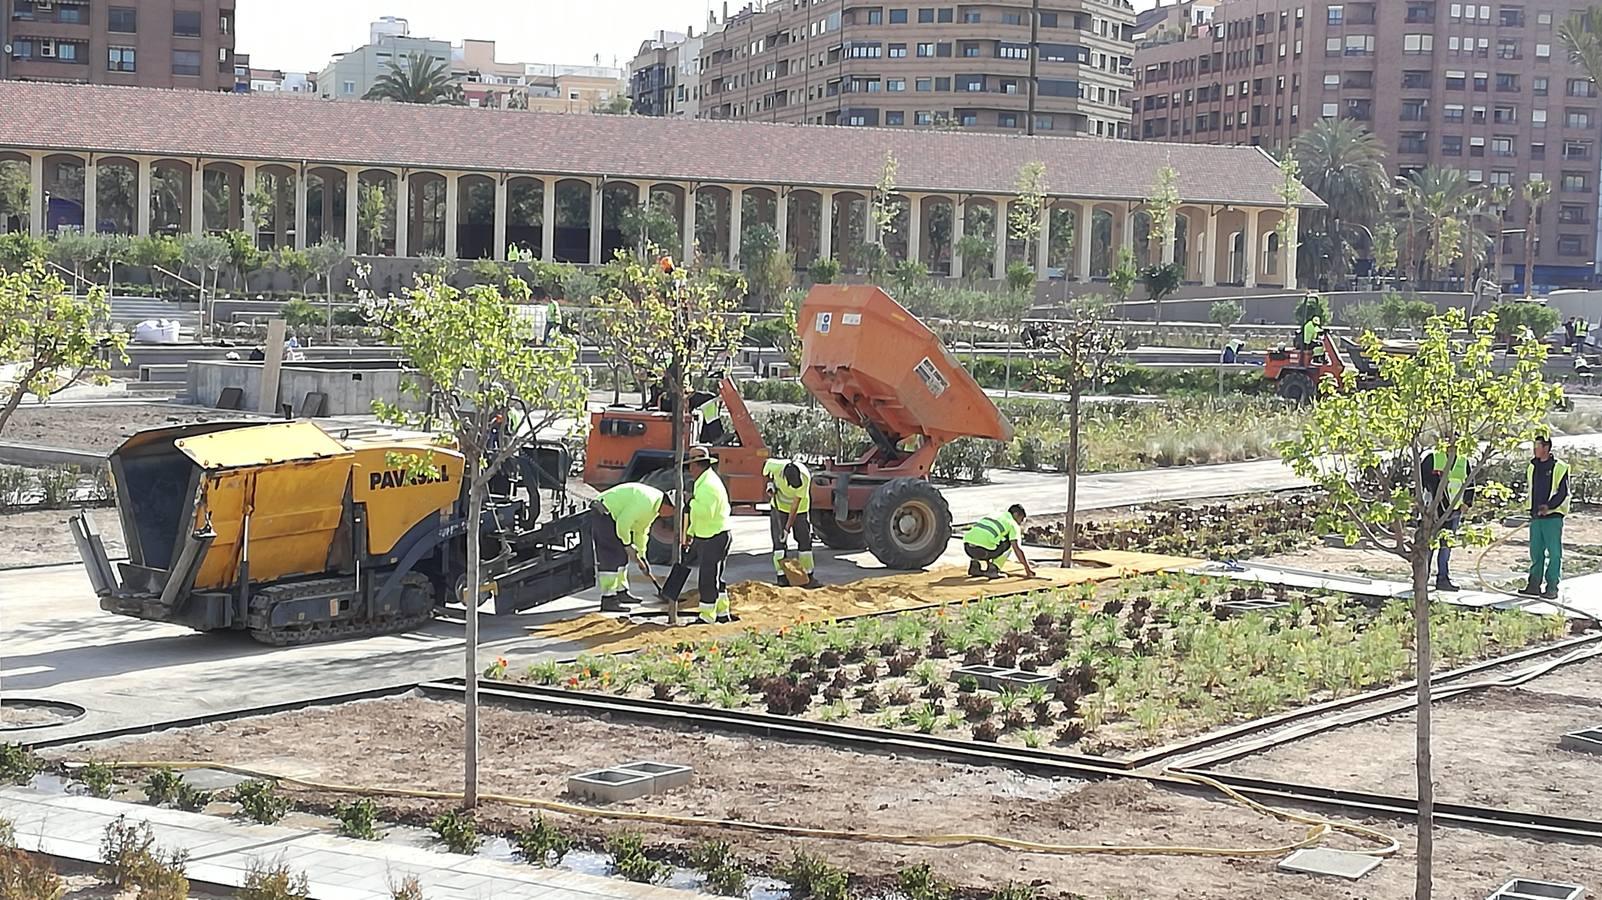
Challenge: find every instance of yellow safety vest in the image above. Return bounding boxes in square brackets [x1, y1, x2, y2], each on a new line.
[763, 458, 812, 514]
[688, 467, 732, 538]
[1430, 450, 1469, 510]
[1529, 459, 1572, 516]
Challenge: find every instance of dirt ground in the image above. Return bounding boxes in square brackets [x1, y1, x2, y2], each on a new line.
[64, 696, 1602, 900]
[1, 403, 234, 453]
[1220, 655, 1602, 823]
[1260, 513, 1602, 587]
[0, 508, 125, 570]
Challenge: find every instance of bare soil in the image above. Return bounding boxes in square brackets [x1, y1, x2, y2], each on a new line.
[64, 696, 1602, 900]
[0, 404, 236, 453]
[0, 508, 125, 571]
[1220, 655, 1602, 822]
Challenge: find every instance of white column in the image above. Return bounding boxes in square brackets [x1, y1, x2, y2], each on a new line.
[776, 189, 790, 256]
[863, 195, 876, 250]
[28, 154, 45, 236]
[83, 157, 97, 235]
[394, 172, 410, 257]
[135, 158, 152, 238]
[1283, 208, 1300, 289]
[492, 175, 508, 261]
[681, 183, 697, 262]
[992, 199, 1008, 279]
[1121, 202, 1136, 259]
[728, 186, 744, 267]
[344, 169, 359, 252]
[588, 179, 603, 264]
[190, 161, 206, 236]
[1161, 214, 1177, 265]
[1035, 202, 1051, 281]
[242, 163, 259, 244]
[444, 172, 461, 259]
[819, 190, 835, 261]
[1202, 210, 1219, 287]
[1077, 202, 1094, 281]
[951, 198, 966, 279]
[293, 167, 309, 250]
[1244, 208, 1262, 288]
[541, 178, 558, 261]
[907, 194, 923, 266]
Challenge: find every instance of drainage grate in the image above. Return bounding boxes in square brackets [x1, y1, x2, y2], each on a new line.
[949, 665, 1057, 693]
[1486, 878, 1586, 900]
[1559, 727, 1602, 756]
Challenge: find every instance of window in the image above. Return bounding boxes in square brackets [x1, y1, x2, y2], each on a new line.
[1560, 204, 1589, 224]
[1034, 114, 1054, 130]
[55, 41, 79, 62]
[1344, 70, 1373, 88]
[999, 112, 1019, 128]
[1498, 38, 1521, 59]
[917, 42, 934, 57]
[1539, 11, 1553, 24]
[889, 43, 906, 58]
[1406, 1, 1436, 22]
[1322, 102, 1339, 117]
[1537, 42, 1551, 58]
[1531, 142, 1546, 159]
[887, 78, 905, 92]
[915, 77, 932, 91]
[1325, 73, 1341, 88]
[917, 7, 934, 23]
[998, 42, 1030, 60]
[963, 11, 980, 23]
[173, 10, 201, 37]
[1471, 136, 1487, 156]
[958, 75, 983, 92]
[1496, 73, 1520, 91]
[107, 46, 136, 72]
[1491, 136, 1514, 156]
[1499, 5, 1525, 26]
[1445, 70, 1467, 90]
[1404, 34, 1434, 53]
[1569, 78, 1598, 97]
[959, 112, 977, 126]
[341, 80, 356, 95]
[57, 3, 85, 24]
[1399, 131, 1429, 154]
[889, 8, 908, 23]
[1001, 11, 1022, 24]
[886, 110, 905, 125]
[1534, 108, 1548, 126]
[866, 9, 883, 24]
[1444, 103, 1465, 122]
[1345, 34, 1374, 55]
[1040, 12, 1057, 27]
[171, 49, 201, 75]
[1472, 105, 1487, 123]
[1562, 172, 1589, 192]
[1326, 37, 1342, 56]
[1493, 104, 1517, 123]
[961, 43, 980, 58]
[108, 6, 137, 32]
[1565, 139, 1593, 159]
[1560, 235, 1586, 256]
[934, 76, 950, 91]
[1535, 77, 1549, 95]
[1442, 135, 1464, 155]
[936, 42, 952, 57]
[1328, 5, 1344, 23]
[1474, 72, 1489, 91]
[1403, 70, 1433, 89]
[915, 110, 932, 125]
[1568, 109, 1593, 128]
[937, 7, 952, 22]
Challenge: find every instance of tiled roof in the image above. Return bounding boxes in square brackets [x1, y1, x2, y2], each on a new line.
[0, 81, 1321, 207]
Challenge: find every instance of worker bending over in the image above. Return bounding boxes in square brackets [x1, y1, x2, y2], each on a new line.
[591, 483, 677, 612]
[962, 505, 1035, 579]
[765, 457, 819, 588]
[1422, 445, 1471, 593]
[1522, 436, 1570, 600]
[661, 446, 735, 624]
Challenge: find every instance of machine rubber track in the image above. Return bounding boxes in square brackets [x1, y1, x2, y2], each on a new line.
[247, 574, 435, 646]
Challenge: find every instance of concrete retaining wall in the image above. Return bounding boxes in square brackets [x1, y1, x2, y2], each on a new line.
[187, 360, 428, 417]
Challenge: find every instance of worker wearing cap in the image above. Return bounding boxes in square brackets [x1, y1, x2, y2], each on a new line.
[591, 484, 677, 613]
[764, 457, 819, 588]
[661, 446, 733, 624]
[1303, 316, 1326, 364]
[1422, 445, 1472, 593]
[962, 505, 1035, 579]
[1522, 436, 1570, 600]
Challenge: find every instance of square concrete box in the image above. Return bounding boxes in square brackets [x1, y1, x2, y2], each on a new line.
[618, 761, 693, 793]
[1559, 727, 1602, 755]
[995, 671, 1059, 690]
[1487, 879, 1587, 900]
[567, 769, 655, 804]
[950, 665, 1011, 692]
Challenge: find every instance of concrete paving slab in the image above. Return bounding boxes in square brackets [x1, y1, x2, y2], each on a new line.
[1278, 847, 1382, 880]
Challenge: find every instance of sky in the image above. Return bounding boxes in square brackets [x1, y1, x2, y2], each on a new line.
[240, 0, 1162, 74]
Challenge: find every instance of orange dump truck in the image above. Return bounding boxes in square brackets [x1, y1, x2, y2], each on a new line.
[583, 284, 1012, 570]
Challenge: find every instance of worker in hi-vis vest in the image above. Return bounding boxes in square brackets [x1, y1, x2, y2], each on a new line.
[1522, 435, 1571, 600]
[764, 457, 820, 588]
[1422, 445, 1472, 593]
[591, 484, 677, 613]
[961, 505, 1035, 579]
[660, 445, 734, 624]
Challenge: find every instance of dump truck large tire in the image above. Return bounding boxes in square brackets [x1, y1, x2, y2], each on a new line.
[863, 478, 952, 570]
[810, 507, 867, 551]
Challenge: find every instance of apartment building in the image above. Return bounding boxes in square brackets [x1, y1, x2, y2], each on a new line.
[1, 0, 236, 91]
[693, 0, 1136, 137]
[1134, 0, 1219, 46]
[630, 28, 717, 117]
[1131, 0, 1602, 288]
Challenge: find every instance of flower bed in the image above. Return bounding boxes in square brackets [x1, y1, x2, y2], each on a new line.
[1024, 492, 1323, 560]
[506, 573, 1568, 755]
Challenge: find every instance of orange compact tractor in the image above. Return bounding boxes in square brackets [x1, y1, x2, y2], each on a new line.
[582, 284, 1013, 570]
[1263, 331, 1383, 402]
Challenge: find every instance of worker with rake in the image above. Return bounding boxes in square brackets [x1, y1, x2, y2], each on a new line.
[962, 504, 1035, 579]
[765, 457, 821, 588]
[661, 446, 735, 624]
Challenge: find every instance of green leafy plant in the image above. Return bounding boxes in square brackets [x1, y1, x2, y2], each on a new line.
[336, 798, 380, 840]
[808, 256, 842, 284]
[143, 768, 184, 806]
[0, 744, 41, 784]
[690, 840, 746, 895]
[236, 857, 310, 900]
[99, 816, 189, 897]
[0, 845, 64, 899]
[429, 810, 479, 854]
[76, 761, 115, 798]
[991, 883, 1039, 900]
[897, 863, 952, 900]
[605, 831, 667, 883]
[513, 815, 571, 866]
[232, 780, 291, 824]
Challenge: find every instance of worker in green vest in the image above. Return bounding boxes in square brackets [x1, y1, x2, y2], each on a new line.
[1578, 318, 1592, 353]
[1522, 436, 1571, 599]
[1422, 446, 1472, 593]
[591, 484, 678, 612]
[764, 457, 819, 588]
[962, 505, 1035, 579]
[1303, 316, 1326, 364]
[660, 445, 734, 624]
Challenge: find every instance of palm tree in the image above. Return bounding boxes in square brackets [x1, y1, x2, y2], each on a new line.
[1293, 118, 1389, 288]
[364, 53, 464, 105]
[1398, 166, 1484, 288]
[1485, 184, 1514, 289]
[1522, 178, 1554, 298]
[1560, 6, 1602, 85]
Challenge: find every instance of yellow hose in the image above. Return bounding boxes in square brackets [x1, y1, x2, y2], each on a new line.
[89, 759, 1399, 859]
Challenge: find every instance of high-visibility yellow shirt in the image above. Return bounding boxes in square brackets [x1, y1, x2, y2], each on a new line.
[688, 467, 731, 538]
[599, 483, 665, 555]
[963, 514, 1020, 550]
[763, 458, 812, 514]
[1429, 449, 1469, 510]
[1303, 320, 1320, 345]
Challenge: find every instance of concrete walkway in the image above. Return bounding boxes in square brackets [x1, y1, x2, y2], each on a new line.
[0, 786, 694, 900]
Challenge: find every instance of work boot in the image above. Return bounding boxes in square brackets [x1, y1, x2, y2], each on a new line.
[1517, 580, 1542, 598]
[1544, 585, 1561, 600]
[968, 560, 984, 578]
[802, 576, 822, 589]
[600, 595, 630, 613]
[776, 574, 791, 587]
[1435, 579, 1460, 593]
[984, 562, 1005, 579]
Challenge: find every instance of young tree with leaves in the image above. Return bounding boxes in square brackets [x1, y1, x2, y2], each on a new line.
[1107, 248, 1139, 319]
[305, 241, 348, 342]
[179, 234, 228, 333]
[0, 258, 127, 436]
[1145, 165, 1181, 267]
[1275, 153, 1303, 289]
[366, 274, 587, 808]
[866, 151, 901, 281]
[1008, 161, 1049, 275]
[1278, 309, 1557, 900]
[358, 182, 390, 257]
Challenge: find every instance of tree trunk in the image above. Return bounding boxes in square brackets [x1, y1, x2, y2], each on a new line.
[1524, 212, 1537, 298]
[463, 455, 483, 809]
[1004, 329, 1013, 398]
[1412, 553, 1434, 900]
[1060, 389, 1081, 568]
[0, 362, 46, 437]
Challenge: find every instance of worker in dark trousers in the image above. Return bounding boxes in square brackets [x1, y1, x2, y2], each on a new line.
[1421, 446, 1472, 593]
[961, 505, 1035, 579]
[661, 446, 733, 624]
[591, 483, 677, 612]
[1522, 436, 1571, 599]
[764, 457, 819, 587]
